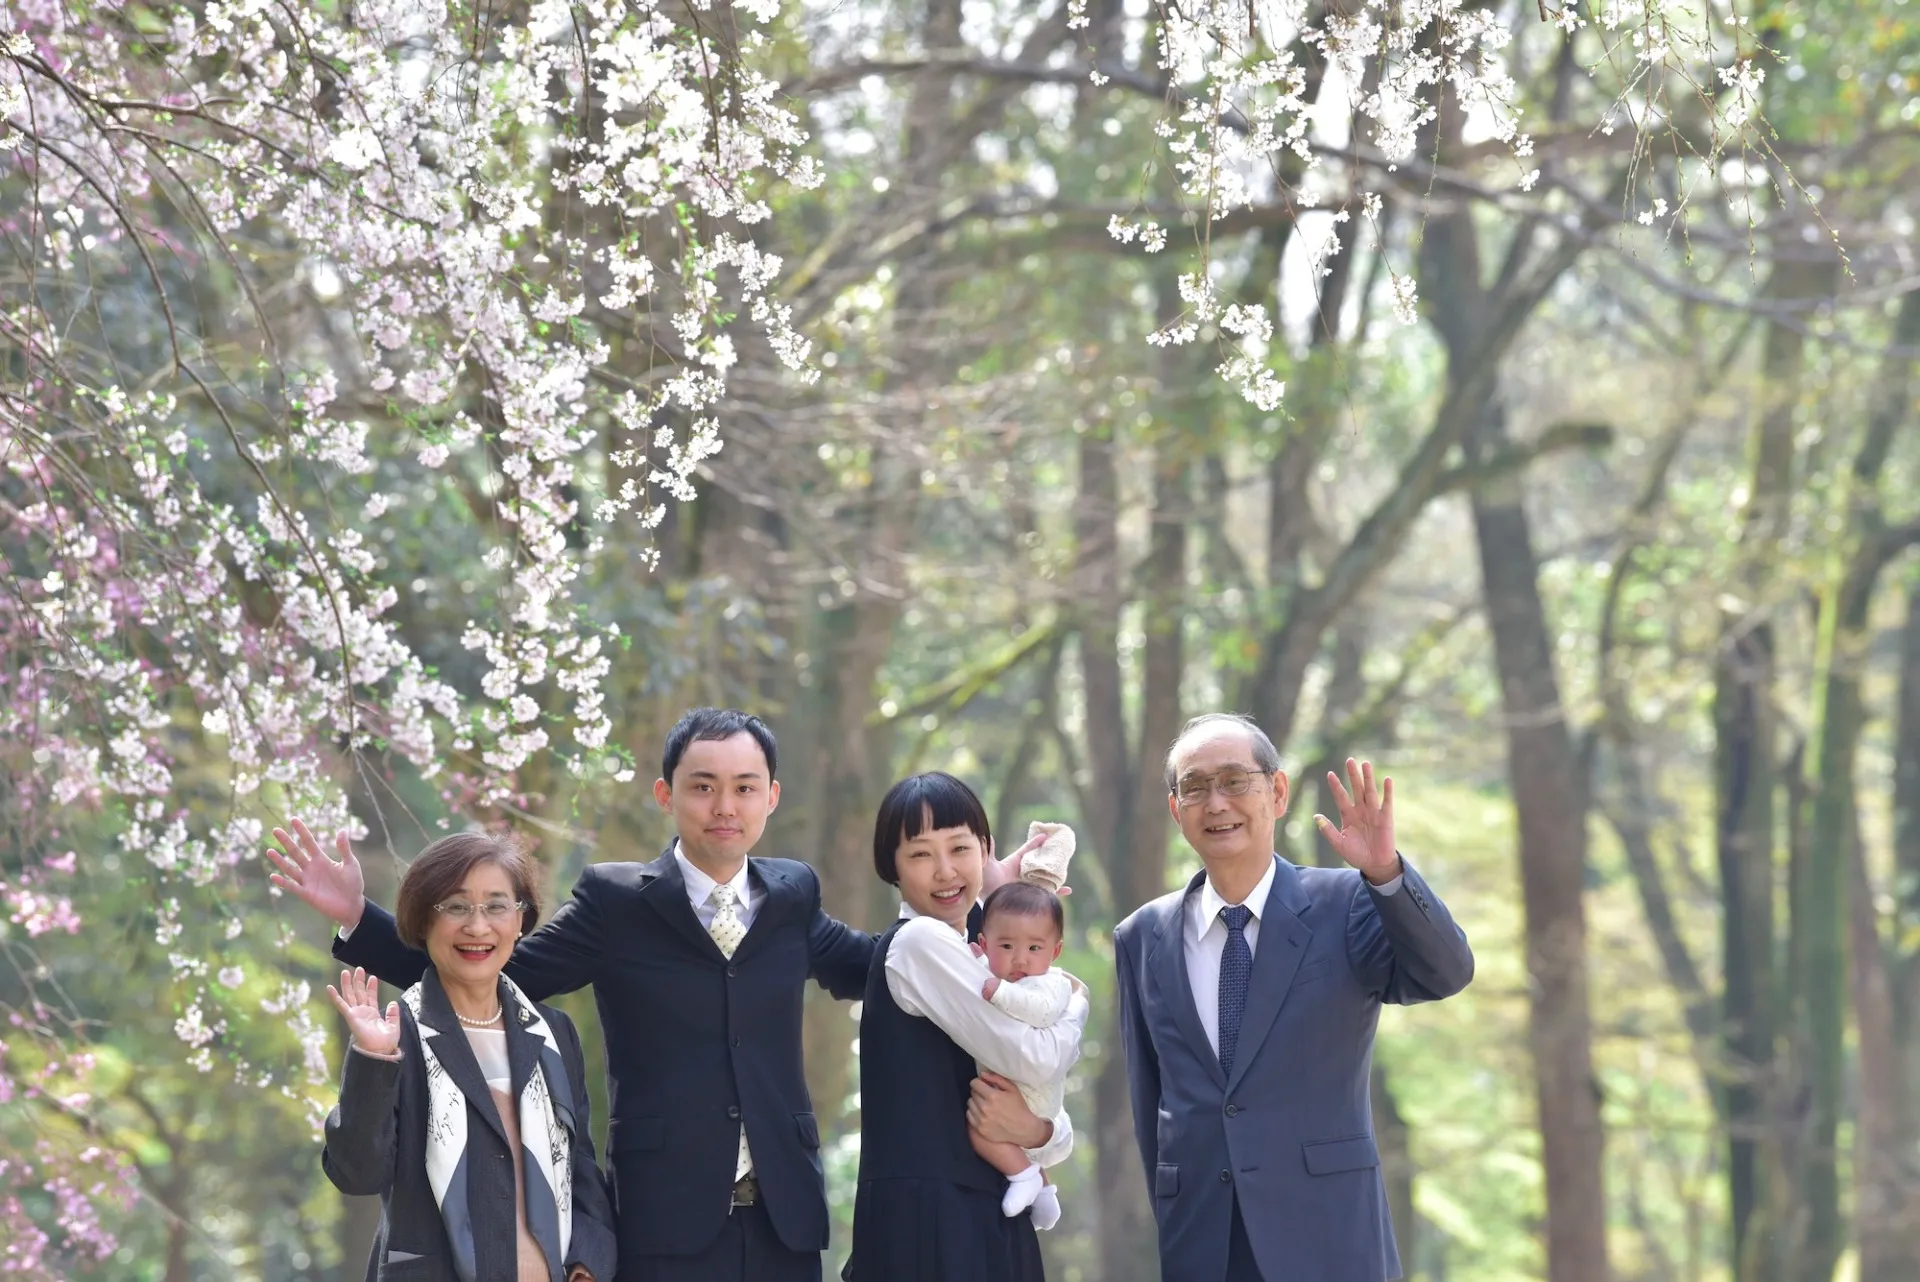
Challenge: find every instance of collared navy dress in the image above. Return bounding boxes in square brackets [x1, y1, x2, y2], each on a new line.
[845, 919, 1045, 1282]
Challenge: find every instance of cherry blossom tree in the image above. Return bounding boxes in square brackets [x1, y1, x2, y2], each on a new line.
[0, 0, 1787, 1271]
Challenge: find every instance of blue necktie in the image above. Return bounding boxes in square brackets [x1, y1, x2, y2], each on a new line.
[1217, 904, 1254, 1077]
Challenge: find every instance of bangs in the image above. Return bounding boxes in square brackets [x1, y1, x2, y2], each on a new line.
[872, 771, 992, 884]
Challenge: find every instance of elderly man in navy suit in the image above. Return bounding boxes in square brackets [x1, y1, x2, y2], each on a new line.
[1114, 713, 1474, 1282]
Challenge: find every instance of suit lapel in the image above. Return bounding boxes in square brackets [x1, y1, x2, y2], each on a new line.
[1147, 872, 1225, 1092]
[638, 844, 727, 961]
[1224, 856, 1314, 1096]
[503, 987, 576, 1137]
[416, 971, 512, 1149]
[728, 859, 785, 964]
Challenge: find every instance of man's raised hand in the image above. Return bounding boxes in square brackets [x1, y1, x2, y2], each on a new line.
[266, 818, 367, 931]
[1312, 758, 1402, 885]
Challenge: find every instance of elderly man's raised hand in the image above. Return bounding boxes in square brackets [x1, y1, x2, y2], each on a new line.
[266, 818, 367, 930]
[1312, 758, 1402, 885]
[327, 966, 401, 1058]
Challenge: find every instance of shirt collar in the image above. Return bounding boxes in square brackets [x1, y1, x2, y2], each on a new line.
[1197, 855, 1278, 931]
[896, 898, 981, 930]
[673, 841, 750, 908]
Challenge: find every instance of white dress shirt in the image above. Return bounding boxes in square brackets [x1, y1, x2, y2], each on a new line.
[1185, 856, 1400, 1055]
[674, 842, 762, 931]
[885, 906, 1085, 1167]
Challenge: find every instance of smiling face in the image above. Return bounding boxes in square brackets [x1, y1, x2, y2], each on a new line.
[893, 813, 986, 929]
[981, 909, 1064, 982]
[423, 860, 521, 987]
[1166, 723, 1289, 868]
[654, 732, 780, 871]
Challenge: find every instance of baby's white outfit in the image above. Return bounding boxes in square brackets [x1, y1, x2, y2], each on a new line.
[984, 967, 1080, 1124]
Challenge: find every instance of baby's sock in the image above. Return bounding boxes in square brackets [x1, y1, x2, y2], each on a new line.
[1030, 1182, 1062, 1231]
[1001, 1163, 1044, 1217]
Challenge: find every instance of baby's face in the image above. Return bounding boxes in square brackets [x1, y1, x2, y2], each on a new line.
[981, 912, 1064, 982]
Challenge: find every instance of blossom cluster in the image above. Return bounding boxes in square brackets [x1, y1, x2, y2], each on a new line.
[1108, 0, 1768, 408]
[2, 0, 815, 1270]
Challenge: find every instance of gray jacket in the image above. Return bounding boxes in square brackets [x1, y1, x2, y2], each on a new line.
[1115, 856, 1473, 1282]
[322, 974, 618, 1282]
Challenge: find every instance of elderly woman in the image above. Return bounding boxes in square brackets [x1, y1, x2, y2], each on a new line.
[320, 831, 617, 1282]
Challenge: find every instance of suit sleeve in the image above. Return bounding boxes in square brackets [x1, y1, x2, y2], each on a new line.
[321, 1030, 405, 1196]
[1346, 858, 1475, 1004]
[803, 868, 879, 1000]
[498, 869, 608, 1002]
[332, 900, 429, 989]
[553, 1010, 618, 1282]
[1115, 924, 1161, 1186]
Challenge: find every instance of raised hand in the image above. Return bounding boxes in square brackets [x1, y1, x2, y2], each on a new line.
[327, 966, 401, 1058]
[981, 825, 1073, 898]
[266, 818, 367, 930]
[1313, 758, 1401, 884]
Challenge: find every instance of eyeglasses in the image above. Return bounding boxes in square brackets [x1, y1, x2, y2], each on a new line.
[1173, 769, 1269, 807]
[434, 899, 526, 923]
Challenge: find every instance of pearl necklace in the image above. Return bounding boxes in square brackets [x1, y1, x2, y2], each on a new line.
[455, 1005, 503, 1028]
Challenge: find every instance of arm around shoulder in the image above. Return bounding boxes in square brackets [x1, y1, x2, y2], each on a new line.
[1348, 857, 1474, 1003]
[332, 900, 430, 989]
[802, 864, 878, 1000]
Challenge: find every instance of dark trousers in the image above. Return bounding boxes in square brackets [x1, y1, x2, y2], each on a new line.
[1227, 1195, 1267, 1282]
[617, 1203, 820, 1282]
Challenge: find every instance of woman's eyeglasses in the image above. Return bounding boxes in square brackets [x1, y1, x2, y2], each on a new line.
[433, 899, 526, 923]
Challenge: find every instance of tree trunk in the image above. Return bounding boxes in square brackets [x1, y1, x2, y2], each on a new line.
[1468, 398, 1610, 1282]
[1719, 253, 1834, 1282]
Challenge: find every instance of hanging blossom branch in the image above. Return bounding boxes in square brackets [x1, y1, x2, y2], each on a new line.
[0, 0, 813, 1269]
[1096, 0, 1777, 411]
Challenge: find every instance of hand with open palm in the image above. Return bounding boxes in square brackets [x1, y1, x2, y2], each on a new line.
[327, 966, 401, 1058]
[1313, 758, 1403, 885]
[266, 818, 367, 931]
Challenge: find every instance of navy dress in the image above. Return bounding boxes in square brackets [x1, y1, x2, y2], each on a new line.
[845, 920, 1045, 1282]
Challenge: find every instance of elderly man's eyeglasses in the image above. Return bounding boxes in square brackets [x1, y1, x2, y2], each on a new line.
[1173, 769, 1269, 807]
[434, 898, 525, 923]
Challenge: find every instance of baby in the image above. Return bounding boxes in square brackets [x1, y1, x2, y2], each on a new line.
[971, 877, 1081, 1230]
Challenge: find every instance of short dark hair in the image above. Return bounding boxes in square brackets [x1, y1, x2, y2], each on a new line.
[662, 708, 778, 784]
[980, 881, 1064, 937]
[1164, 712, 1283, 790]
[872, 772, 992, 886]
[394, 831, 542, 949]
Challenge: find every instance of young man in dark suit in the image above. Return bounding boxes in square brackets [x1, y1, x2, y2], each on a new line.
[272, 709, 1028, 1282]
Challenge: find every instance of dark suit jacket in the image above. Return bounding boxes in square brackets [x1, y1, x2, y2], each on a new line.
[1114, 856, 1474, 1282]
[322, 973, 618, 1282]
[335, 847, 874, 1264]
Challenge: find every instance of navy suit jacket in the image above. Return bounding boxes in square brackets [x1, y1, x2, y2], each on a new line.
[334, 847, 874, 1267]
[1114, 856, 1473, 1282]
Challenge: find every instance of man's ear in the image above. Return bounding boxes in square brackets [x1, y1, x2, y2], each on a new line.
[652, 778, 672, 810]
[767, 779, 781, 811]
[1271, 769, 1291, 815]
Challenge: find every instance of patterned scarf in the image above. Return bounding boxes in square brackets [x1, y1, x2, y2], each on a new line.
[402, 974, 573, 1282]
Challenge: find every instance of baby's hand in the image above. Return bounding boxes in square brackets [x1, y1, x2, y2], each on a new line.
[982, 974, 1001, 1001]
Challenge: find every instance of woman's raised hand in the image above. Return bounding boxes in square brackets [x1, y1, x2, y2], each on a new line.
[327, 967, 402, 1058]
[266, 818, 367, 930]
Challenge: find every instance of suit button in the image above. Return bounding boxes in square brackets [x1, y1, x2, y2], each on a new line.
[731, 1036, 742, 1048]
[727, 1105, 741, 1120]
[726, 965, 738, 978]
[1219, 1169, 1232, 1184]
[1225, 1104, 1239, 1117]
